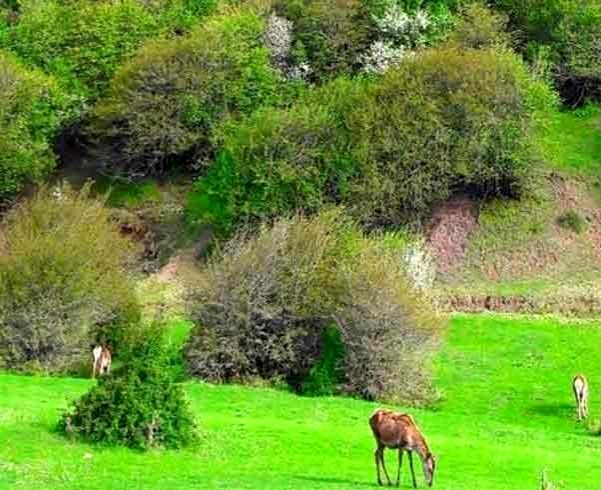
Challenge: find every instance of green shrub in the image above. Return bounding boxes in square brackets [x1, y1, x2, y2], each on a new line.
[185, 209, 443, 403]
[187, 77, 365, 232]
[3, 0, 218, 110]
[557, 209, 588, 234]
[89, 9, 283, 177]
[0, 50, 73, 198]
[0, 182, 140, 372]
[347, 47, 555, 225]
[59, 323, 198, 449]
[190, 48, 556, 231]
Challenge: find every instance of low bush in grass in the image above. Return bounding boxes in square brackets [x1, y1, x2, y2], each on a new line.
[557, 209, 588, 234]
[88, 9, 284, 177]
[59, 323, 198, 450]
[185, 209, 443, 403]
[0, 50, 73, 198]
[189, 47, 556, 231]
[3, 0, 217, 116]
[0, 183, 140, 373]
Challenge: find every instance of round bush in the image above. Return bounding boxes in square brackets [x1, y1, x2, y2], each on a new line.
[0, 50, 72, 198]
[347, 47, 556, 226]
[59, 324, 198, 449]
[89, 9, 283, 177]
[185, 210, 444, 403]
[0, 183, 139, 372]
[189, 47, 556, 230]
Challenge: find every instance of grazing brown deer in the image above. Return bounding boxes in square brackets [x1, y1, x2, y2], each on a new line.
[92, 345, 111, 379]
[369, 409, 436, 488]
[572, 374, 588, 421]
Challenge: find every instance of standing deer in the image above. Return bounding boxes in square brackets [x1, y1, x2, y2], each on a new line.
[92, 345, 112, 379]
[369, 409, 436, 488]
[572, 374, 588, 421]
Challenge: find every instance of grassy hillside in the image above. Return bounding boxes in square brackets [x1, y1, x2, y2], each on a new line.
[433, 104, 601, 312]
[1, 314, 601, 489]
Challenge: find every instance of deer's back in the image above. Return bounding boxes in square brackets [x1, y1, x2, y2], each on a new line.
[369, 409, 417, 449]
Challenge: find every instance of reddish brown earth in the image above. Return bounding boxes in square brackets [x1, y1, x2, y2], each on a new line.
[427, 195, 478, 275]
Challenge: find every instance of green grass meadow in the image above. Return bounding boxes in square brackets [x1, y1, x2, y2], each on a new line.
[541, 105, 601, 176]
[1, 314, 601, 489]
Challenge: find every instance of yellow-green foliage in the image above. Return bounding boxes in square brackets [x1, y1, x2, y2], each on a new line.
[0, 183, 139, 372]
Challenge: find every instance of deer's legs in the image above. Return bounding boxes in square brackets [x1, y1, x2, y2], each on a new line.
[379, 447, 393, 486]
[375, 448, 382, 486]
[395, 450, 404, 487]
[408, 451, 417, 489]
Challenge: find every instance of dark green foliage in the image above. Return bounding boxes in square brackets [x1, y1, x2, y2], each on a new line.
[89, 9, 283, 177]
[557, 209, 588, 234]
[491, 0, 601, 103]
[185, 210, 443, 403]
[0, 50, 73, 198]
[59, 324, 198, 449]
[301, 325, 345, 396]
[189, 48, 555, 231]
[0, 183, 140, 372]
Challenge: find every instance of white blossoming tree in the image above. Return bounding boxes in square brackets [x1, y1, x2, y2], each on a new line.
[362, 1, 433, 74]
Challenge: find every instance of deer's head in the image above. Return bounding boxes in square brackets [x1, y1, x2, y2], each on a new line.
[424, 452, 436, 487]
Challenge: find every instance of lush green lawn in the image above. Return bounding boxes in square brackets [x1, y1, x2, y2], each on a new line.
[1, 314, 601, 489]
[540, 105, 601, 176]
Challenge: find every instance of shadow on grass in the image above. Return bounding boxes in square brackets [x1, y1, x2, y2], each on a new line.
[293, 475, 377, 488]
[528, 402, 574, 419]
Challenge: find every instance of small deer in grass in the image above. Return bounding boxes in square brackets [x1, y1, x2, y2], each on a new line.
[572, 374, 588, 421]
[92, 345, 111, 379]
[369, 409, 436, 488]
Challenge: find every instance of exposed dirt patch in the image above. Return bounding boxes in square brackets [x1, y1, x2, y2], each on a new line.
[427, 196, 478, 275]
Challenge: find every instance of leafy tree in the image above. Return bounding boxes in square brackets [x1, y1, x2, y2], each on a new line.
[3, 0, 217, 113]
